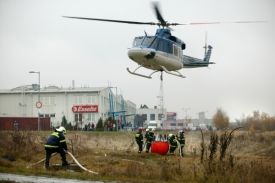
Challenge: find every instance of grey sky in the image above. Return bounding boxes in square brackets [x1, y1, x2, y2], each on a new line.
[0, 0, 274, 120]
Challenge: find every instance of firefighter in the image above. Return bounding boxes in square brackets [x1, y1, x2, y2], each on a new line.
[44, 126, 69, 170]
[178, 130, 185, 156]
[168, 134, 178, 155]
[135, 128, 143, 153]
[145, 128, 155, 153]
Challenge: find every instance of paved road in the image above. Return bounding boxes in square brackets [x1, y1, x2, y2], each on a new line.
[0, 173, 117, 183]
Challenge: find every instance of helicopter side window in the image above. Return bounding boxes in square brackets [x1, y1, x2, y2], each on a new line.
[173, 45, 178, 57]
[157, 39, 164, 51]
[179, 47, 182, 59]
[132, 37, 144, 47]
[150, 38, 158, 49]
[168, 43, 173, 54]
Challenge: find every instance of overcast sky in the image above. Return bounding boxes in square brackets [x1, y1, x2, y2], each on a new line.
[1, 0, 274, 121]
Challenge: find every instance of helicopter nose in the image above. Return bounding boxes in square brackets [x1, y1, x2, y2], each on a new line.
[128, 47, 156, 62]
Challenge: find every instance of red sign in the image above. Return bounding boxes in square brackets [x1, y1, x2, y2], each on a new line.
[72, 105, 98, 113]
[36, 102, 42, 108]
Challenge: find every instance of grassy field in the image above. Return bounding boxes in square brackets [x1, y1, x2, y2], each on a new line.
[0, 130, 275, 183]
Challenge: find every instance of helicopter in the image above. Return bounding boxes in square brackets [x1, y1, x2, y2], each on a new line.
[63, 3, 265, 79]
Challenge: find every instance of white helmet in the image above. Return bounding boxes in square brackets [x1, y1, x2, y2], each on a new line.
[146, 129, 149, 132]
[168, 134, 173, 138]
[152, 128, 156, 131]
[179, 130, 183, 133]
[57, 126, 66, 134]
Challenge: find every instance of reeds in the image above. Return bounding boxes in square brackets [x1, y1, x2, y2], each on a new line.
[0, 130, 275, 183]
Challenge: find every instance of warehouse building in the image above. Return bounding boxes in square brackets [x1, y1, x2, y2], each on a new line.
[0, 84, 136, 129]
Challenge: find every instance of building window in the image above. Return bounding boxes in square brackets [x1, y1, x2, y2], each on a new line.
[158, 114, 162, 120]
[178, 123, 183, 126]
[41, 97, 55, 105]
[87, 96, 97, 104]
[74, 96, 83, 104]
[88, 113, 96, 122]
[150, 114, 155, 120]
[74, 113, 83, 122]
[39, 114, 55, 117]
[171, 123, 176, 126]
[167, 114, 174, 120]
[142, 114, 147, 121]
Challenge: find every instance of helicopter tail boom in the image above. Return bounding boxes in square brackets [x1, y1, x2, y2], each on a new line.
[183, 45, 215, 68]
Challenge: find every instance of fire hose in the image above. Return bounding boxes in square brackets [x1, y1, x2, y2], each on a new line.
[31, 153, 57, 166]
[31, 152, 98, 174]
[67, 152, 98, 175]
[177, 140, 183, 158]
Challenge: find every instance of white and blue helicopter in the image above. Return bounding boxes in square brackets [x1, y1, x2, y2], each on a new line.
[63, 3, 265, 79]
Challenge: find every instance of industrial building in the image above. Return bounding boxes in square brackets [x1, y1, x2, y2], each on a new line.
[135, 104, 167, 128]
[0, 84, 136, 129]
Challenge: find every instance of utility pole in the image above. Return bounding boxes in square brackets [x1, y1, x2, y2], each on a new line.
[183, 108, 190, 124]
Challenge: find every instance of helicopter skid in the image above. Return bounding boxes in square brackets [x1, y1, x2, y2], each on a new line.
[160, 65, 186, 78]
[127, 66, 158, 79]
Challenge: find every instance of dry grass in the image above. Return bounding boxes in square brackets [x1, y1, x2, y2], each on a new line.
[0, 130, 275, 183]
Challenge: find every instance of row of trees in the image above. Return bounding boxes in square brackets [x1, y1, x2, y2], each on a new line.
[59, 116, 118, 131]
[212, 108, 275, 131]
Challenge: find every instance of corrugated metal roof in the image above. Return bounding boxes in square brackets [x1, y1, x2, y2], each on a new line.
[0, 86, 107, 94]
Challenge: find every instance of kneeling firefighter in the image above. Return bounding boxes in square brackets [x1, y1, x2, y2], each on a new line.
[135, 128, 143, 153]
[168, 134, 178, 155]
[44, 126, 69, 170]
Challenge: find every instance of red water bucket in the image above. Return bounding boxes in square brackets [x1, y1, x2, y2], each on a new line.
[151, 141, 169, 155]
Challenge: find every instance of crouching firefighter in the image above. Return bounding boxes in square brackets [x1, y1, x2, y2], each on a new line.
[135, 128, 143, 153]
[168, 134, 178, 155]
[44, 126, 70, 170]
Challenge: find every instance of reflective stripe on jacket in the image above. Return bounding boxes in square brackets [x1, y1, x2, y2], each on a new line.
[135, 132, 143, 143]
[44, 131, 67, 150]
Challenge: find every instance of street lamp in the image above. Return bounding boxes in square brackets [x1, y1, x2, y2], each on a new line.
[182, 108, 190, 123]
[29, 71, 40, 131]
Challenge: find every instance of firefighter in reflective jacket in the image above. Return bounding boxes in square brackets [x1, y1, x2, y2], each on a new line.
[145, 129, 155, 153]
[178, 130, 185, 156]
[135, 128, 143, 153]
[44, 126, 69, 170]
[168, 134, 178, 155]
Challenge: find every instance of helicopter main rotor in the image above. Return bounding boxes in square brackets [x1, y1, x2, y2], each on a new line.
[63, 3, 184, 29]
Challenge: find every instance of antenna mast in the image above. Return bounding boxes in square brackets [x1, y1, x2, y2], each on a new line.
[203, 31, 208, 56]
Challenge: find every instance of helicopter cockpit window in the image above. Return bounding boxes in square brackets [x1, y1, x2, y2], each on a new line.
[132, 37, 144, 47]
[142, 36, 157, 48]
